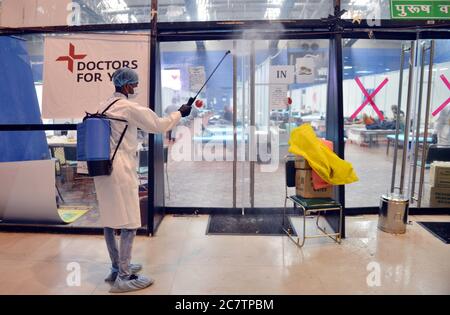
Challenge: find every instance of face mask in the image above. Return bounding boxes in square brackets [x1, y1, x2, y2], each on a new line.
[127, 86, 139, 99]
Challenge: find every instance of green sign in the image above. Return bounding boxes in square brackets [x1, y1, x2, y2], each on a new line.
[390, 0, 450, 19]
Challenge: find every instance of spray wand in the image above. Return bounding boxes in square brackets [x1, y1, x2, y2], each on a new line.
[186, 50, 231, 108]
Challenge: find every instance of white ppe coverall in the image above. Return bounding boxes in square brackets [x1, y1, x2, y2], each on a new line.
[94, 93, 181, 229]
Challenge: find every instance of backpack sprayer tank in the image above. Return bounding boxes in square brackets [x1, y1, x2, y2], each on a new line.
[77, 99, 128, 176]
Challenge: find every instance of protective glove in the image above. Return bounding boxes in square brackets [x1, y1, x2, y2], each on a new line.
[186, 97, 195, 107]
[178, 104, 192, 117]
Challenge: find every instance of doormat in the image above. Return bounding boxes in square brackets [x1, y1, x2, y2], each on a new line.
[207, 214, 297, 236]
[417, 222, 450, 244]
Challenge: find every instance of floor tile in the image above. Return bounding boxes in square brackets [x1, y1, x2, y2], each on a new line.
[0, 214, 449, 295]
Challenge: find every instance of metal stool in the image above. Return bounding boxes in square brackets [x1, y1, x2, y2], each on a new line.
[283, 157, 343, 248]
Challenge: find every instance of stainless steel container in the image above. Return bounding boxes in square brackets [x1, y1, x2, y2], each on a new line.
[378, 193, 409, 234]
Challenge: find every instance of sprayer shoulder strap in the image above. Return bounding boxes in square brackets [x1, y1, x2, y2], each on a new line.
[101, 98, 128, 162]
[111, 124, 128, 162]
[101, 98, 128, 123]
[101, 98, 121, 115]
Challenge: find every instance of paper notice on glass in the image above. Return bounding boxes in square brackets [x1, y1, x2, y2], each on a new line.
[162, 69, 182, 91]
[270, 85, 288, 110]
[189, 66, 206, 93]
[0, 159, 65, 224]
[270, 65, 295, 84]
[296, 57, 316, 84]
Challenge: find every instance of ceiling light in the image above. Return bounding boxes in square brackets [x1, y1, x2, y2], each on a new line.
[166, 6, 184, 18]
[350, 0, 372, 5]
[268, 0, 284, 5]
[197, 0, 210, 21]
[264, 8, 281, 19]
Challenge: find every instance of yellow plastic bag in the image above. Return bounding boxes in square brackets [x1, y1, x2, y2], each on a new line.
[288, 124, 358, 185]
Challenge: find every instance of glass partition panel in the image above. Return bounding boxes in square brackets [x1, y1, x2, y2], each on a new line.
[0, 32, 149, 125]
[0, 129, 149, 228]
[160, 39, 330, 209]
[160, 40, 234, 207]
[0, 130, 93, 227]
[247, 39, 329, 208]
[343, 39, 412, 208]
[409, 39, 450, 209]
[1, 31, 151, 227]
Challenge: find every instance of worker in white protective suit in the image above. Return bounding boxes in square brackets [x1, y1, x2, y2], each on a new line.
[94, 68, 191, 293]
[434, 106, 450, 145]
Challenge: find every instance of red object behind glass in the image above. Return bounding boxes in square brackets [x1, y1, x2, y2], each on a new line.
[195, 99, 204, 108]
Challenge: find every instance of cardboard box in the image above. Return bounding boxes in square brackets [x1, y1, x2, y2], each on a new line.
[295, 156, 311, 170]
[295, 169, 333, 198]
[430, 162, 450, 188]
[429, 187, 450, 208]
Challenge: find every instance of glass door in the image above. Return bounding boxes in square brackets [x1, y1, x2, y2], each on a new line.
[343, 39, 415, 208]
[408, 39, 450, 210]
[344, 37, 450, 211]
[160, 36, 450, 212]
[160, 40, 234, 208]
[160, 38, 330, 211]
[235, 39, 330, 210]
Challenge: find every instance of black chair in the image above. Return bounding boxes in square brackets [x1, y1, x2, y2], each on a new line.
[283, 155, 343, 248]
[63, 146, 77, 162]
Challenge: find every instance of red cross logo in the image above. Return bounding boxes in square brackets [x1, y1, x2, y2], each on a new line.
[56, 43, 87, 73]
[350, 77, 388, 121]
[432, 75, 450, 117]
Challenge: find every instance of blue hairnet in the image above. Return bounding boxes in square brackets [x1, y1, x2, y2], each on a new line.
[112, 67, 139, 87]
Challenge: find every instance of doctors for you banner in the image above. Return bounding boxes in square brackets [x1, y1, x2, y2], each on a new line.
[42, 33, 149, 119]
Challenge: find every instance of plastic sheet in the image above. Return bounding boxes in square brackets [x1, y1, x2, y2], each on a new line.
[289, 124, 359, 185]
[1, 160, 67, 224]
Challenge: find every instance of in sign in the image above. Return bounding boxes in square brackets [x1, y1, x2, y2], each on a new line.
[277, 70, 287, 79]
[270, 66, 294, 84]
